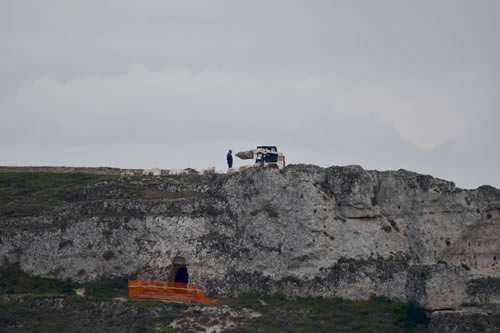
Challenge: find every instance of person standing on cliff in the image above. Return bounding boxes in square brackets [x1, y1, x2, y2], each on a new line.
[227, 150, 233, 169]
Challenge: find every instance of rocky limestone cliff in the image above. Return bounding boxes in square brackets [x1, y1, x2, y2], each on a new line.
[1, 165, 499, 313]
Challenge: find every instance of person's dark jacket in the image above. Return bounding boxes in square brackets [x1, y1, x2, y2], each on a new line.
[227, 152, 233, 166]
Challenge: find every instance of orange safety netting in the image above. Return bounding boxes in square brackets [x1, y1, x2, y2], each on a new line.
[128, 279, 217, 304]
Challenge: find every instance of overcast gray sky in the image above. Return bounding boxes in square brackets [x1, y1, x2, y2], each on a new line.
[1, 0, 499, 189]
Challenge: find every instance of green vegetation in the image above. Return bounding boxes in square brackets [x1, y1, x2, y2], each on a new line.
[83, 277, 128, 299]
[0, 296, 184, 332]
[0, 264, 433, 332]
[3, 268, 500, 333]
[0, 301, 70, 332]
[0, 264, 130, 300]
[402, 301, 430, 328]
[228, 294, 429, 333]
[127, 297, 189, 309]
[0, 264, 76, 295]
[0, 172, 115, 217]
[0, 263, 185, 303]
[0, 267, 180, 332]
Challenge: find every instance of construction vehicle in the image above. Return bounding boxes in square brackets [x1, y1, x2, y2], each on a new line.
[236, 146, 286, 169]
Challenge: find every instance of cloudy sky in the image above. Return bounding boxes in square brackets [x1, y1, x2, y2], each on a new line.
[1, 0, 499, 189]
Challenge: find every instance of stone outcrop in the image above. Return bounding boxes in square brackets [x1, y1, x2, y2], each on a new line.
[1, 165, 499, 313]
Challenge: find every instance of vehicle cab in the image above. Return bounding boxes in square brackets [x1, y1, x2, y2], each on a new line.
[255, 146, 285, 169]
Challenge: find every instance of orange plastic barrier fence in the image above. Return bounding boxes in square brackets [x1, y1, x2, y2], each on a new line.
[128, 279, 217, 304]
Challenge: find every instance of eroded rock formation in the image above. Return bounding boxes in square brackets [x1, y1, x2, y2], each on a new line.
[1, 165, 499, 313]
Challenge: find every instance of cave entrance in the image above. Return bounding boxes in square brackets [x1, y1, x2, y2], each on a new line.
[168, 256, 189, 284]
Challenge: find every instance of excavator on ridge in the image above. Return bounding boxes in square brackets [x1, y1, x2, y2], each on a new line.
[236, 146, 286, 169]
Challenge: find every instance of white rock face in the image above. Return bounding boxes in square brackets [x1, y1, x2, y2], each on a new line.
[120, 171, 135, 178]
[1, 164, 499, 312]
[200, 167, 216, 175]
[167, 169, 183, 175]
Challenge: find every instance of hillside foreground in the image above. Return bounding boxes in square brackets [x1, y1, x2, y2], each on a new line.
[1, 166, 500, 332]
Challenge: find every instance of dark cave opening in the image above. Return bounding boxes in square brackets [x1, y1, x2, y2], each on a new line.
[168, 256, 189, 284]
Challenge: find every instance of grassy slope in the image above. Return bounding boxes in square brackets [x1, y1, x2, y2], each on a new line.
[230, 295, 429, 333]
[0, 172, 116, 217]
[0, 264, 128, 299]
[0, 296, 431, 333]
[0, 265, 432, 332]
